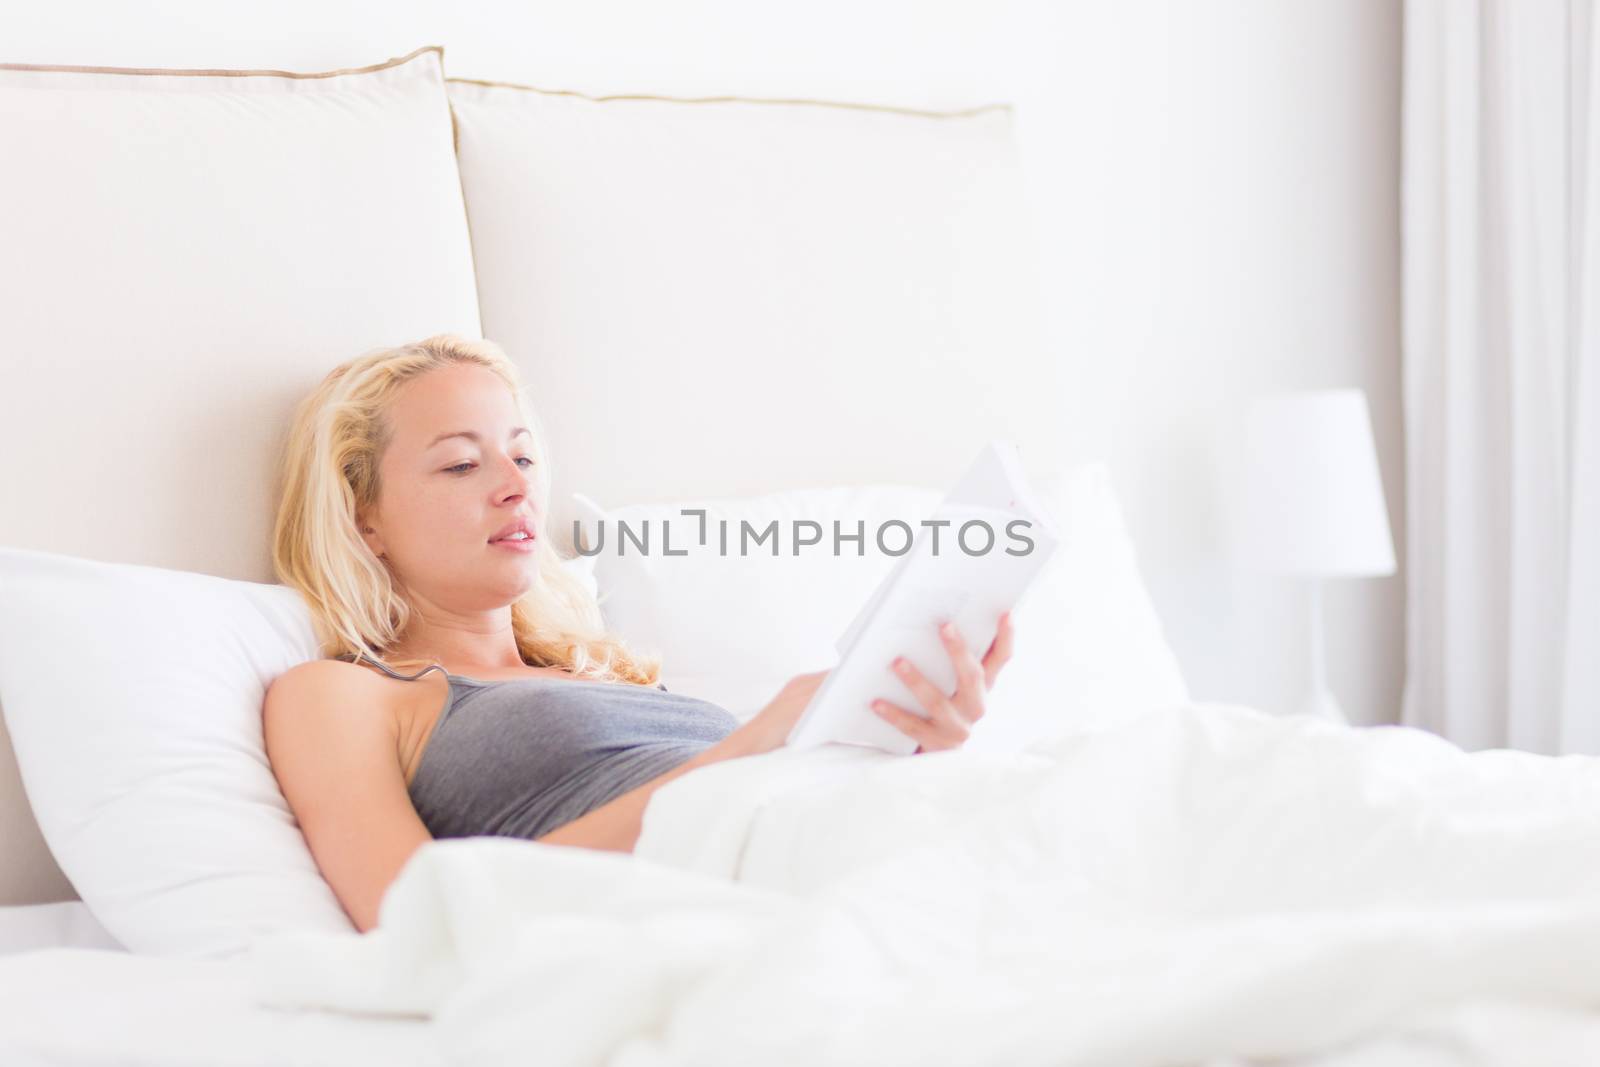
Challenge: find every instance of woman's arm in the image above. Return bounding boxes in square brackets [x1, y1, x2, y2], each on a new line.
[534, 609, 1015, 855]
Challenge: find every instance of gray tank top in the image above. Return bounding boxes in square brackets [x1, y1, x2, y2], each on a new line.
[334, 653, 740, 842]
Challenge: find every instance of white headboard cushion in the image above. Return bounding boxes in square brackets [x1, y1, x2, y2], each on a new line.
[445, 79, 1064, 555]
[0, 46, 480, 905]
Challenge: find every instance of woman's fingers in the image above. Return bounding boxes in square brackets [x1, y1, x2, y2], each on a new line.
[875, 618, 1015, 752]
[888, 652, 961, 727]
[872, 698, 938, 748]
[872, 696, 969, 751]
[876, 623, 976, 742]
[981, 612, 1016, 689]
[938, 621, 986, 706]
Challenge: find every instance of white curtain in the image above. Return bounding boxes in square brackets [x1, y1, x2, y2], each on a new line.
[1403, 0, 1600, 753]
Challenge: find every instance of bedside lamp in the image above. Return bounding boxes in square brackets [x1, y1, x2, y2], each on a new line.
[1228, 389, 1396, 723]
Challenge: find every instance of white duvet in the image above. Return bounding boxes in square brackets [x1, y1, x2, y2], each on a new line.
[247, 702, 1600, 1066]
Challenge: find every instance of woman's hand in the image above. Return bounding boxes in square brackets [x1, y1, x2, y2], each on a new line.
[713, 611, 1016, 760]
[721, 669, 832, 758]
[871, 611, 1017, 754]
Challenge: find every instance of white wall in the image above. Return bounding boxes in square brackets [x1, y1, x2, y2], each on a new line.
[1151, 1, 1403, 727]
[0, 0, 1404, 725]
[1006, 0, 1403, 725]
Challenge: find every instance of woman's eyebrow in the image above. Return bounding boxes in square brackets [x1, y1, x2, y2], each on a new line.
[425, 427, 532, 449]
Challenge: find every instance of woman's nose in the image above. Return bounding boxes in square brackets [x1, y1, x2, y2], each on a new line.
[494, 454, 536, 506]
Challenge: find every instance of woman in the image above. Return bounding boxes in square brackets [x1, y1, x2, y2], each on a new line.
[263, 334, 1016, 933]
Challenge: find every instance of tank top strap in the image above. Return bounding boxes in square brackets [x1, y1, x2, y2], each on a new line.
[335, 651, 667, 690]
[333, 651, 447, 683]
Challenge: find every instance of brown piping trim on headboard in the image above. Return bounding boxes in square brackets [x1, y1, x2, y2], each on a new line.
[442, 76, 489, 338]
[443, 75, 1012, 119]
[0, 43, 444, 79]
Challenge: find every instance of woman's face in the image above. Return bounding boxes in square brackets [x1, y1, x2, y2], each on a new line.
[358, 363, 543, 611]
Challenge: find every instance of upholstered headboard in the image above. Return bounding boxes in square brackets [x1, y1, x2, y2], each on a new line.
[0, 49, 1060, 906]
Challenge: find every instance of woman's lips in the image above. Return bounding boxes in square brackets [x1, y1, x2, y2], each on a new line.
[490, 536, 536, 553]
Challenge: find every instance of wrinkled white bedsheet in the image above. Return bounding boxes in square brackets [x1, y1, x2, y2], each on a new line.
[245, 702, 1600, 1067]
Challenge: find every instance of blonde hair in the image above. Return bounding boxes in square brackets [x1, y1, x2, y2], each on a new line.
[271, 333, 662, 686]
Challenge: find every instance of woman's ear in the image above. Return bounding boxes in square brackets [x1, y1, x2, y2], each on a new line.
[357, 516, 387, 560]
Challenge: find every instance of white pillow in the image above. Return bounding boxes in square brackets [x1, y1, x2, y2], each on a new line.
[573, 463, 1191, 751]
[572, 484, 942, 717]
[0, 546, 606, 958]
[0, 547, 351, 958]
[979, 463, 1193, 751]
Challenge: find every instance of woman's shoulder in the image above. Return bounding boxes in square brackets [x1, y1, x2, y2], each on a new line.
[266, 656, 430, 727]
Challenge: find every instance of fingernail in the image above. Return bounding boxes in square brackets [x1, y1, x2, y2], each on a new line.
[940, 621, 954, 637]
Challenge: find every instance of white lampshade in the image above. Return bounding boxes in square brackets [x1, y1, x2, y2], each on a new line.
[1227, 389, 1396, 577]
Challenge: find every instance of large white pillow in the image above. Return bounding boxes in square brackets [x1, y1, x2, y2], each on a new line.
[0, 548, 351, 958]
[981, 463, 1193, 751]
[0, 45, 480, 910]
[573, 463, 1191, 752]
[0, 547, 602, 959]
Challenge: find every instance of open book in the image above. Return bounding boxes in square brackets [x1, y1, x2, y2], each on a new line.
[785, 440, 1061, 754]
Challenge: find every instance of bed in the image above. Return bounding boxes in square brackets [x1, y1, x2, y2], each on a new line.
[7, 715, 1600, 1067]
[4, 40, 1600, 1067]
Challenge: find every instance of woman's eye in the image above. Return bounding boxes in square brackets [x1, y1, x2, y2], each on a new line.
[444, 458, 536, 474]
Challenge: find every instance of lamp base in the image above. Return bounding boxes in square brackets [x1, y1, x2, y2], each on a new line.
[1297, 688, 1348, 724]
